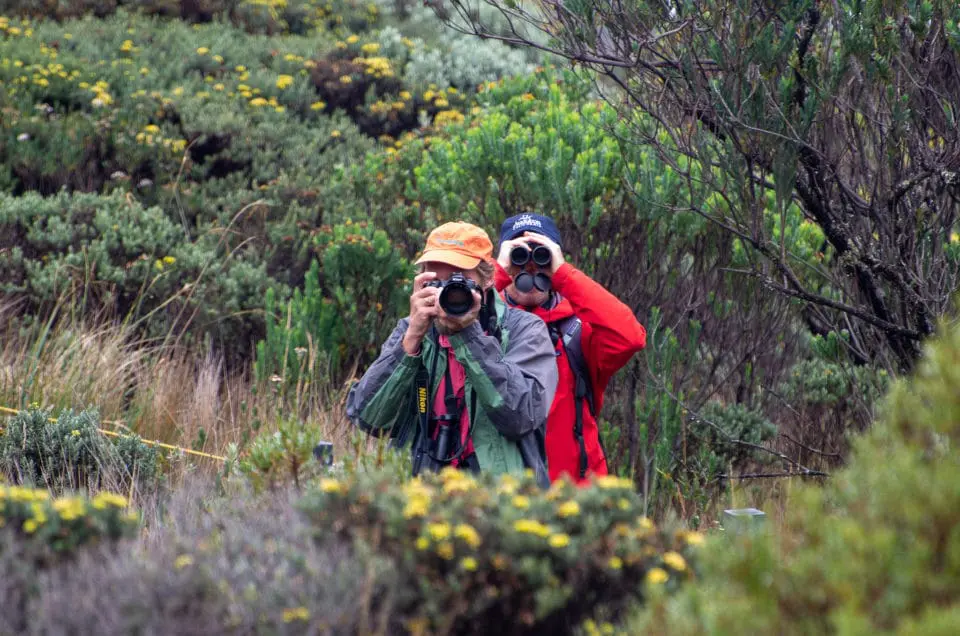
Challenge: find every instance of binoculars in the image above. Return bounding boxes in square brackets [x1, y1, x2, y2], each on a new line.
[510, 243, 552, 268]
[424, 272, 481, 316]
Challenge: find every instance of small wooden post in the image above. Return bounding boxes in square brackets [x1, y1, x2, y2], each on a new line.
[722, 508, 767, 536]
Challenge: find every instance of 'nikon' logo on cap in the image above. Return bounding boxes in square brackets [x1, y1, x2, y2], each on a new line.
[511, 214, 542, 231]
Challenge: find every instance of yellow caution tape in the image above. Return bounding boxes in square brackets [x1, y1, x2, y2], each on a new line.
[0, 405, 227, 462]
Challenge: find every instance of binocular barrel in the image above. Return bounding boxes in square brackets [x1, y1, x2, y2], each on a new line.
[510, 244, 552, 267]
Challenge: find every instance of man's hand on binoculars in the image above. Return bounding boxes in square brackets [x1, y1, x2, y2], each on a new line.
[520, 232, 564, 274]
[497, 236, 530, 272]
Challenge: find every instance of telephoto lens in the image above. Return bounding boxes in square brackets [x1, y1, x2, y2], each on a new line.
[425, 273, 479, 316]
[440, 284, 474, 315]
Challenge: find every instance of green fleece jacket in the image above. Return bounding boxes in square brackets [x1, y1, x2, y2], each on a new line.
[346, 294, 558, 487]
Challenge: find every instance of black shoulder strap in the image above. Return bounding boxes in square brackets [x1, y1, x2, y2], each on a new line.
[556, 316, 595, 415]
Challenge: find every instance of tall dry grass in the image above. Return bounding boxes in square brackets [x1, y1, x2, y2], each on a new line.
[0, 296, 357, 472]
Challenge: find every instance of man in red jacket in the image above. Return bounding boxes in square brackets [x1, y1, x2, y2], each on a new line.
[495, 213, 647, 484]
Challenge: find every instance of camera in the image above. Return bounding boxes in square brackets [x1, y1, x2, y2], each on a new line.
[510, 243, 552, 268]
[424, 273, 481, 316]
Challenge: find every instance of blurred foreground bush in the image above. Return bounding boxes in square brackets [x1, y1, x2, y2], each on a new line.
[626, 318, 960, 634]
[300, 469, 703, 634]
[0, 485, 138, 566]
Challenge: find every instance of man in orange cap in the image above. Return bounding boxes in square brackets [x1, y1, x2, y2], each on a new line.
[347, 222, 558, 487]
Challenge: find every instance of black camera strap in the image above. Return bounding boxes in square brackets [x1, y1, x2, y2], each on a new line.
[410, 330, 440, 475]
[549, 316, 593, 479]
[410, 334, 480, 473]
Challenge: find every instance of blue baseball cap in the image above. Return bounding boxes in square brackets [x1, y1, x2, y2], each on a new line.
[499, 213, 563, 250]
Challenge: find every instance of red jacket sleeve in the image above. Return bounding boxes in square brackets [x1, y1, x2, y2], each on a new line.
[551, 263, 646, 386]
[494, 261, 512, 292]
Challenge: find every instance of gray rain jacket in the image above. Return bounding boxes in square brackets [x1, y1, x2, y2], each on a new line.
[346, 293, 558, 488]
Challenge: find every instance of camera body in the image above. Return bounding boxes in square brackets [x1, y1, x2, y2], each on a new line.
[424, 272, 481, 316]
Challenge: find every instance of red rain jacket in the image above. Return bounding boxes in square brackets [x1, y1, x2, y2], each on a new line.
[495, 262, 647, 484]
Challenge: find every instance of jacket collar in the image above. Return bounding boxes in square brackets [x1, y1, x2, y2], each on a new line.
[502, 291, 575, 324]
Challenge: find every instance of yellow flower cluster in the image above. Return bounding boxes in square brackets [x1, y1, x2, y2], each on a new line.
[513, 519, 551, 537]
[23, 502, 48, 533]
[433, 109, 465, 128]
[0, 16, 34, 38]
[2, 487, 134, 534]
[367, 99, 407, 115]
[402, 478, 432, 518]
[582, 619, 617, 636]
[594, 475, 635, 490]
[353, 56, 393, 79]
[89, 80, 114, 107]
[556, 500, 580, 518]
[453, 523, 481, 548]
[0, 485, 50, 503]
[92, 491, 128, 509]
[135, 125, 188, 155]
[646, 567, 669, 584]
[319, 478, 342, 493]
[439, 466, 475, 494]
[662, 551, 687, 571]
[276, 74, 294, 89]
[282, 606, 310, 623]
[52, 497, 85, 521]
[427, 522, 450, 541]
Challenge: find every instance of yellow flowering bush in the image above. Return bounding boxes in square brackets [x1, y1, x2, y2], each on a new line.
[0, 485, 139, 563]
[299, 467, 701, 633]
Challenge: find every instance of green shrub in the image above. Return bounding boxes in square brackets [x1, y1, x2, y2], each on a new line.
[625, 318, 960, 634]
[299, 468, 703, 634]
[237, 417, 327, 491]
[694, 401, 777, 466]
[254, 220, 412, 388]
[0, 406, 160, 495]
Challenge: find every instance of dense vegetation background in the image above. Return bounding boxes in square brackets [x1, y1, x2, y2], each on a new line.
[1, 1, 958, 633]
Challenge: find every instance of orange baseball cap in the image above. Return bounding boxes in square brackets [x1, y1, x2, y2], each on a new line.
[415, 221, 493, 270]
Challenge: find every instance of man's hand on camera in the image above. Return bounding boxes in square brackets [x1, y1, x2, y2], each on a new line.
[522, 231, 564, 274]
[403, 272, 440, 355]
[436, 288, 483, 334]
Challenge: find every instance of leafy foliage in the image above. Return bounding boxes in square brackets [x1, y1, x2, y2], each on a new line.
[444, 0, 960, 372]
[625, 317, 960, 633]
